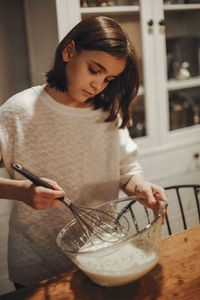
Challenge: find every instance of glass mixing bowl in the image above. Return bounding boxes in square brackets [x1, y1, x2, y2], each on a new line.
[57, 196, 166, 287]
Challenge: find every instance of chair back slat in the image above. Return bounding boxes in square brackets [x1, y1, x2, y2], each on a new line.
[165, 212, 172, 236]
[194, 187, 200, 223]
[164, 184, 200, 236]
[176, 188, 187, 230]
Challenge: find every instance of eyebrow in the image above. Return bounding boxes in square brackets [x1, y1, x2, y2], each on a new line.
[90, 60, 106, 71]
[90, 60, 117, 78]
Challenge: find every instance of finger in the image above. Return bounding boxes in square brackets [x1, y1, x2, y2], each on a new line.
[135, 186, 157, 206]
[143, 189, 157, 206]
[41, 177, 63, 191]
[35, 185, 65, 199]
[34, 199, 62, 210]
[160, 199, 168, 225]
[32, 194, 62, 209]
[161, 206, 168, 224]
[138, 198, 167, 225]
[153, 199, 168, 225]
[152, 185, 168, 202]
[137, 197, 155, 209]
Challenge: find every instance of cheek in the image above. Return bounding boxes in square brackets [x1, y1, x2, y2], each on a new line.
[66, 62, 86, 88]
[66, 71, 78, 91]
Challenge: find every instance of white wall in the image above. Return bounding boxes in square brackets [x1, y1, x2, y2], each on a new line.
[24, 0, 58, 85]
[0, 0, 30, 105]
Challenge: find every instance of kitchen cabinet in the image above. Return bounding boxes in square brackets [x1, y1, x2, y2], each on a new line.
[54, 0, 200, 186]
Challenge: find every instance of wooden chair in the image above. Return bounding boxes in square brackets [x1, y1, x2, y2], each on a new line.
[164, 184, 200, 236]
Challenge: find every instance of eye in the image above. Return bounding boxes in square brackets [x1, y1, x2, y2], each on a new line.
[88, 66, 99, 75]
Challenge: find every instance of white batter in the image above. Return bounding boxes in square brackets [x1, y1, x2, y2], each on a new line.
[75, 235, 158, 287]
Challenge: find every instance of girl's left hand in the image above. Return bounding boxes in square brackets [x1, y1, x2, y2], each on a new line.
[123, 174, 168, 224]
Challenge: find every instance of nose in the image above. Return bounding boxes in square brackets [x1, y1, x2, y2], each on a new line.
[90, 79, 105, 93]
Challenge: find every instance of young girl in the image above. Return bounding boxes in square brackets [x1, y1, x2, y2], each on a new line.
[0, 16, 167, 288]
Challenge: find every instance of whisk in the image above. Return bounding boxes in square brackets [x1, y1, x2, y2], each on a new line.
[11, 163, 129, 243]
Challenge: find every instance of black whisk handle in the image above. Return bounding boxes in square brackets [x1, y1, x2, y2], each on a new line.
[11, 163, 54, 190]
[11, 163, 65, 201]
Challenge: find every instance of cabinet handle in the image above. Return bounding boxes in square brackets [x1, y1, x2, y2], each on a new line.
[147, 19, 154, 27]
[159, 19, 165, 26]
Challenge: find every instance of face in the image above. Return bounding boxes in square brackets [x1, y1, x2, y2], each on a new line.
[63, 44, 126, 107]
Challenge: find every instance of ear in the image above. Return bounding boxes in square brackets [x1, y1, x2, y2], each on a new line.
[62, 40, 76, 62]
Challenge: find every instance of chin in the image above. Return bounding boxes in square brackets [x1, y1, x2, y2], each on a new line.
[68, 89, 92, 104]
[78, 96, 89, 103]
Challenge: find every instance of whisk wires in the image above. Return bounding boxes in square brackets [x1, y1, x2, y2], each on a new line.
[66, 201, 128, 243]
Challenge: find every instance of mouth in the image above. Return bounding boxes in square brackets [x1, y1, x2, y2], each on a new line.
[82, 90, 93, 97]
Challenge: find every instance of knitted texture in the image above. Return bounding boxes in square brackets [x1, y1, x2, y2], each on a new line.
[0, 86, 143, 286]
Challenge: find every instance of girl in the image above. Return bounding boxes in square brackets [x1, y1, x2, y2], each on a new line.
[0, 16, 167, 288]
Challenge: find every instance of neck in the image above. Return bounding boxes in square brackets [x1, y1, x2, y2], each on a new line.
[44, 84, 92, 108]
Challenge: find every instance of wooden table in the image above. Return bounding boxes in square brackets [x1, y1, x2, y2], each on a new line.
[1, 225, 200, 300]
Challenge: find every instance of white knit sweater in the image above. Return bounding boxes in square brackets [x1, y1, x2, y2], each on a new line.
[0, 86, 143, 286]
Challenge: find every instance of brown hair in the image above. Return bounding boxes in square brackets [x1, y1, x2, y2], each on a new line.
[46, 16, 140, 128]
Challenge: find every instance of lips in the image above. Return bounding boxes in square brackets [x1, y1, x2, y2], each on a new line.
[82, 90, 93, 97]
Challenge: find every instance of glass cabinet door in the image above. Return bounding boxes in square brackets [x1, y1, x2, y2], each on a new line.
[164, 0, 200, 131]
[80, 0, 147, 139]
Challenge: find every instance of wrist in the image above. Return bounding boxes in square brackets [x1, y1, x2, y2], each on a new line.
[0, 177, 30, 202]
[123, 173, 145, 196]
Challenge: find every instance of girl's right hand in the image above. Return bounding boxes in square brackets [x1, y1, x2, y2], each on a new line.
[22, 178, 65, 210]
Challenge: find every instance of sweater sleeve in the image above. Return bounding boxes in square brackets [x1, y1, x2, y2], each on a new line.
[119, 126, 143, 186]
